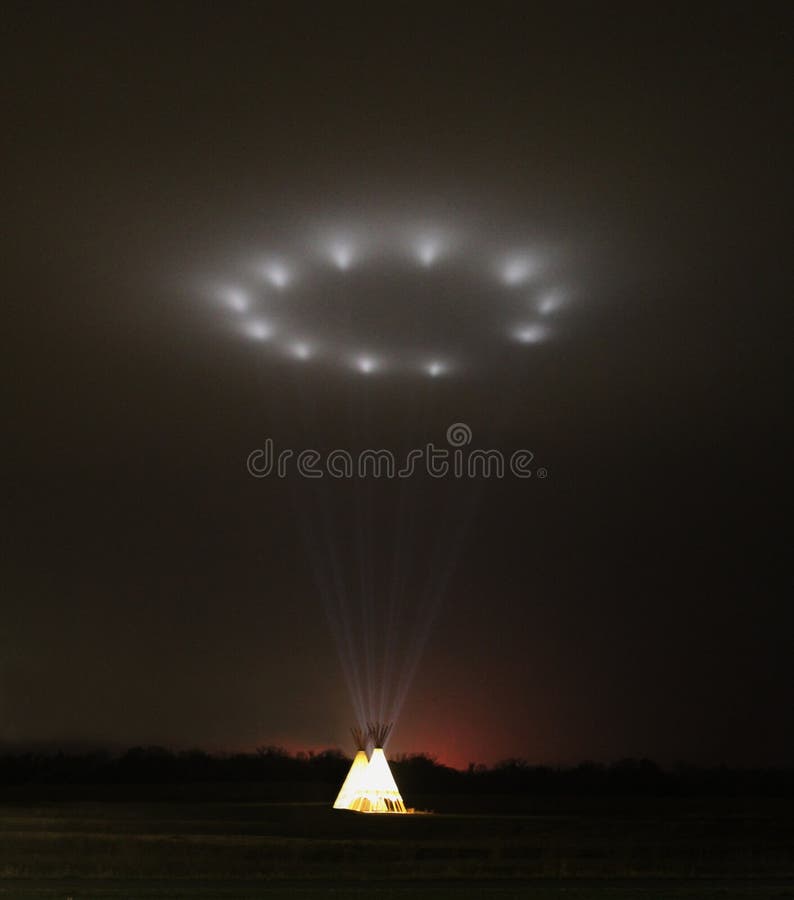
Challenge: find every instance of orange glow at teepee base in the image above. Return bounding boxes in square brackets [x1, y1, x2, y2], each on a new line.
[334, 723, 411, 815]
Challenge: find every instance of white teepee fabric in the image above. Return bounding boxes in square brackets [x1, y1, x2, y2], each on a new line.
[333, 749, 370, 809]
[348, 748, 407, 813]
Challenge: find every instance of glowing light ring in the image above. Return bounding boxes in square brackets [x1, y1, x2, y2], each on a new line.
[208, 223, 568, 377]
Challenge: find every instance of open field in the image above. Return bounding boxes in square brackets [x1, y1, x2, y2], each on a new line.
[0, 792, 792, 898]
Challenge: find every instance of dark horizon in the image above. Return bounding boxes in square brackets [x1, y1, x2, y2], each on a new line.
[2, 4, 792, 771]
[2, 742, 793, 783]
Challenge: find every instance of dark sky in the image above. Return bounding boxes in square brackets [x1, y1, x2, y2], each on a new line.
[2, 4, 791, 767]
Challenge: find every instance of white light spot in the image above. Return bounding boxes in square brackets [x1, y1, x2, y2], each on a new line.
[221, 287, 248, 313]
[290, 341, 313, 360]
[244, 319, 274, 341]
[537, 292, 563, 315]
[260, 261, 291, 289]
[329, 241, 356, 270]
[416, 237, 442, 267]
[355, 355, 378, 374]
[512, 324, 547, 344]
[425, 360, 447, 377]
[500, 255, 534, 286]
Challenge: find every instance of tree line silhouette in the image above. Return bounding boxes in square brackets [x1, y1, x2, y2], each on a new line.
[0, 746, 790, 797]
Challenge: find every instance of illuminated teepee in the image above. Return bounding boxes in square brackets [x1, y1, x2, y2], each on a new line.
[347, 722, 408, 814]
[333, 728, 369, 810]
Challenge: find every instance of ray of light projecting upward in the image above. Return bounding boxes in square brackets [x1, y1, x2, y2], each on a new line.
[200, 216, 574, 741]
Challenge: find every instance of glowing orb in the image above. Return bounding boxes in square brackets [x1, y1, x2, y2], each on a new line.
[415, 237, 442, 267]
[221, 287, 248, 313]
[260, 261, 291, 289]
[245, 319, 274, 341]
[425, 360, 447, 377]
[513, 324, 547, 344]
[329, 241, 356, 270]
[500, 255, 534, 286]
[538, 292, 563, 315]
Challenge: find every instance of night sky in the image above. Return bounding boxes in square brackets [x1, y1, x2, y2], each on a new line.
[2, 4, 791, 769]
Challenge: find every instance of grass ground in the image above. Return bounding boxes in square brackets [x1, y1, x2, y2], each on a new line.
[0, 792, 791, 898]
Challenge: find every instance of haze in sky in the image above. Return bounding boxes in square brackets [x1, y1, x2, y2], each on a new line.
[1, 5, 791, 767]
